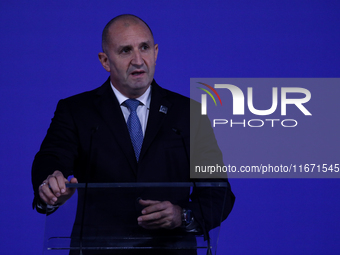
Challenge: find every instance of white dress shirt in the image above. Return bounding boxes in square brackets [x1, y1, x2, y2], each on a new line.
[110, 82, 151, 136]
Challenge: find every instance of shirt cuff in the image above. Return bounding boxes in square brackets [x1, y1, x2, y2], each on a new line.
[36, 198, 60, 213]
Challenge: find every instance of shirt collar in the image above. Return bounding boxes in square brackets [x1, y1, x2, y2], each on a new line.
[110, 82, 151, 108]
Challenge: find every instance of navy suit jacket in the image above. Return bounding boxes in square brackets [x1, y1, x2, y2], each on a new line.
[32, 78, 235, 237]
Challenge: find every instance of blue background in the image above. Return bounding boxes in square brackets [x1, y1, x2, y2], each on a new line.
[1, 1, 340, 254]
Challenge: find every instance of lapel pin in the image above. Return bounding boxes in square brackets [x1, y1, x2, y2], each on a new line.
[159, 105, 168, 114]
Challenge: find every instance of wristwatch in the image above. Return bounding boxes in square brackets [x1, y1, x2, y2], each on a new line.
[181, 208, 193, 226]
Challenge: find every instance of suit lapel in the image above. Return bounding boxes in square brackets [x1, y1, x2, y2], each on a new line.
[139, 81, 172, 161]
[93, 79, 138, 173]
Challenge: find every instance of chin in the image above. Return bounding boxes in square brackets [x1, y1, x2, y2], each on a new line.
[131, 80, 150, 89]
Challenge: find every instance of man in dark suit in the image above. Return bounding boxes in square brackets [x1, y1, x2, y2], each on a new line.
[32, 14, 235, 254]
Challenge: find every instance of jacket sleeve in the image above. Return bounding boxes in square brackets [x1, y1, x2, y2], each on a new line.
[31, 99, 79, 213]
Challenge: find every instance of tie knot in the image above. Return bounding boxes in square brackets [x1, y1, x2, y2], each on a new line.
[125, 99, 140, 112]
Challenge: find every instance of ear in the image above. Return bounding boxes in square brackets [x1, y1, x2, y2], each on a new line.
[98, 52, 110, 72]
[154, 44, 159, 64]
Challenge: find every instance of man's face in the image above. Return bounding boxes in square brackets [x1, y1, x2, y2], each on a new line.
[99, 20, 158, 98]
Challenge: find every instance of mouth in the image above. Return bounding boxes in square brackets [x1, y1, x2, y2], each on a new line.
[130, 70, 146, 77]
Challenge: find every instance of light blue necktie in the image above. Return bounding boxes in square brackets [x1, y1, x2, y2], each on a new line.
[124, 99, 143, 161]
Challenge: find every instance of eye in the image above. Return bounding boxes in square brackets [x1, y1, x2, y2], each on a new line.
[141, 44, 150, 51]
[120, 46, 131, 54]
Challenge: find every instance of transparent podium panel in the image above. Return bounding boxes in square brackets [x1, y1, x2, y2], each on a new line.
[43, 182, 228, 254]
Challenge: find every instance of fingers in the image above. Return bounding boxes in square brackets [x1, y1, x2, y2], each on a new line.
[137, 210, 169, 229]
[39, 180, 58, 205]
[137, 201, 182, 229]
[138, 199, 160, 207]
[63, 177, 78, 198]
[70, 177, 78, 183]
[48, 171, 66, 196]
[66, 177, 78, 192]
[139, 210, 163, 222]
[140, 200, 170, 215]
[39, 184, 54, 205]
[38, 170, 71, 205]
[139, 218, 173, 229]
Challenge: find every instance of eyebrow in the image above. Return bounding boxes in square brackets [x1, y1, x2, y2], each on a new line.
[116, 40, 153, 52]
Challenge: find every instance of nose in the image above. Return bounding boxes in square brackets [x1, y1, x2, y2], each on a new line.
[131, 50, 144, 66]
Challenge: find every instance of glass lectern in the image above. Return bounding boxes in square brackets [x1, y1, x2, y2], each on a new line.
[43, 182, 228, 255]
